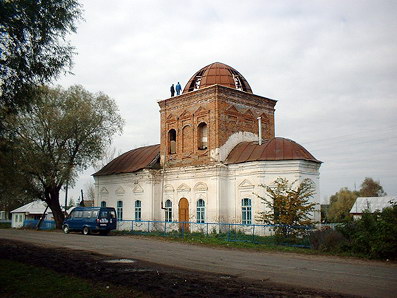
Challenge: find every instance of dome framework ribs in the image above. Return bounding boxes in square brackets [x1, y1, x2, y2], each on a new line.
[183, 62, 253, 94]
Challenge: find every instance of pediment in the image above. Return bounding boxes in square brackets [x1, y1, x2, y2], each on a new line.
[259, 113, 268, 121]
[177, 183, 191, 192]
[100, 187, 108, 194]
[243, 109, 255, 118]
[225, 105, 240, 115]
[132, 184, 144, 193]
[164, 184, 174, 193]
[115, 186, 125, 195]
[239, 179, 254, 189]
[166, 113, 176, 121]
[194, 182, 208, 192]
[193, 106, 208, 115]
[179, 110, 192, 119]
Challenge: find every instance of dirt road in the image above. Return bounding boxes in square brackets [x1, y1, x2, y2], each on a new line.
[1, 229, 396, 297]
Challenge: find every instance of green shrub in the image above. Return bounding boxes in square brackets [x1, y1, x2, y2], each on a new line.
[309, 228, 347, 251]
[0, 222, 11, 229]
[337, 203, 397, 259]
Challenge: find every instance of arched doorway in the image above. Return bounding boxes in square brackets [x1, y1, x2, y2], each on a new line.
[178, 198, 189, 232]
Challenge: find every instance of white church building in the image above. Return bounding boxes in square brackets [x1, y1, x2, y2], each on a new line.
[93, 62, 321, 227]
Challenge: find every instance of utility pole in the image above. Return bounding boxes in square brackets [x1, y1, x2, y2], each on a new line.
[64, 181, 68, 214]
[80, 189, 85, 207]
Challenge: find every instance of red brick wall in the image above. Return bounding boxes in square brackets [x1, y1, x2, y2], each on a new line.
[158, 85, 276, 167]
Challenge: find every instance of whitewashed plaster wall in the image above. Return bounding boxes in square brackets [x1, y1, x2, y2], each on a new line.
[227, 160, 321, 224]
[210, 131, 258, 162]
[160, 165, 220, 223]
[11, 213, 25, 228]
[94, 160, 321, 224]
[94, 170, 159, 221]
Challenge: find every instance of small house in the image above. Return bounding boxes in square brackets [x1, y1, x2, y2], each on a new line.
[350, 196, 396, 220]
[11, 200, 53, 228]
[0, 211, 8, 220]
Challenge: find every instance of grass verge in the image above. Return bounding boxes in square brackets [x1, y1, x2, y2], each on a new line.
[113, 230, 379, 259]
[0, 222, 11, 229]
[113, 230, 318, 255]
[0, 259, 146, 298]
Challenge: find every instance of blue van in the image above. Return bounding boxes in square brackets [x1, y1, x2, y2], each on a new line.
[62, 207, 117, 235]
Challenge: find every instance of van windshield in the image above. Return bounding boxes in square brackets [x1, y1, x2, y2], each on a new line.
[100, 210, 116, 219]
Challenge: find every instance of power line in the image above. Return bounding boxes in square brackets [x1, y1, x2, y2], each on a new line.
[309, 135, 397, 152]
[300, 124, 397, 146]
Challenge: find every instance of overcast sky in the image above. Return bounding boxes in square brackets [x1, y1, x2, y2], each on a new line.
[56, 0, 397, 204]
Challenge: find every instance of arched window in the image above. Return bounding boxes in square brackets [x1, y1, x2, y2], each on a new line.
[168, 129, 176, 154]
[117, 200, 123, 221]
[165, 200, 172, 222]
[196, 199, 205, 223]
[197, 122, 208, 150]
[135, 200, 142, 221]
[101, 201, 106, 207]
[242, 198, 252, 225]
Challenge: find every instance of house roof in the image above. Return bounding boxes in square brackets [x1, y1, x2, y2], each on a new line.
[11, 200, 51, 214]
[93, 144, 160, 176]
[226, 137, 321, 164]
[350, 196, 396, 214]
[94, 138, 320, 176]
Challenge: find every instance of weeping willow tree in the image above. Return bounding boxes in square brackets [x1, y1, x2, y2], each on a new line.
[257, 178, 317, 238]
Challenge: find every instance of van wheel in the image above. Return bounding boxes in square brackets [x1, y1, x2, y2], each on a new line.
[63, 225, 69, 234]
[99, 230, 109, 236]
[82, 226, 90, 235]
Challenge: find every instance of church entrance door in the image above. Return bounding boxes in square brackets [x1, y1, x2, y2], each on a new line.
[178, 198, 189, 232]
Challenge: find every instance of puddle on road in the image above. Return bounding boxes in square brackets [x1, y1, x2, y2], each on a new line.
[220, 276, 231, 279]
[103, 259, 136, 264]
[123, 268, 154, 272]
[102, 259, 154, 272]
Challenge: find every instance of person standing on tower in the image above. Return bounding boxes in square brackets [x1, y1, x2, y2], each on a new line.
[170, 84, 175, 97]
[175, 82, 182, 95]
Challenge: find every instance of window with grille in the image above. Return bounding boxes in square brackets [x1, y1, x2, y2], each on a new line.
[165, 200, 172, 222]
[117, 200, 123, 221]
[196, 199, 205, 223]
[135, 200, 142, 221]
[242, 198, 252, 225]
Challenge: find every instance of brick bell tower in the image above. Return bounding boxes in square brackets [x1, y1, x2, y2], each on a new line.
[158, 62, 277, 168]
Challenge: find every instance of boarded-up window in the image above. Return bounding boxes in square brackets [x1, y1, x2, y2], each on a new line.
[168, 129, 176, 154]
[197, 122, 208, 150]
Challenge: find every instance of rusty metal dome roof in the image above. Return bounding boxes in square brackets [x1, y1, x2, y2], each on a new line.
[226, 138, 321, 164]
[183, 62, 253, 94]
